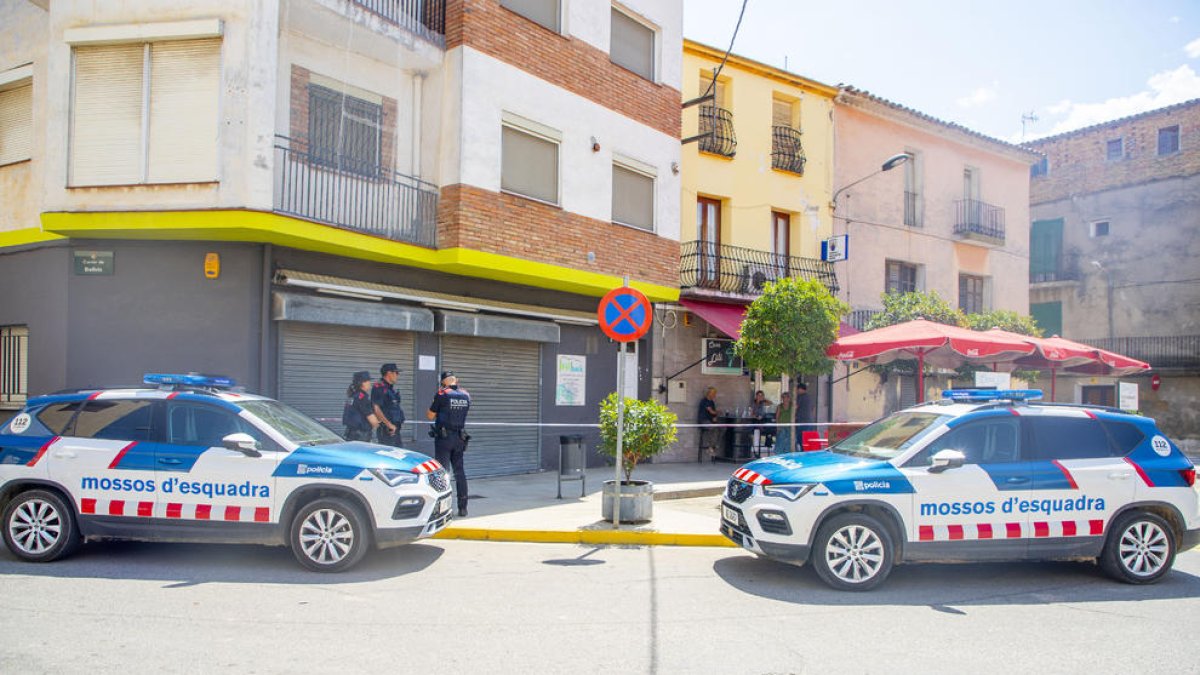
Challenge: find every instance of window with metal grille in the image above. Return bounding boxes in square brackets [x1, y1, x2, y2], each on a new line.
[610, 7, 655, 81]
[0, 326, 27, 408]
[308, 84, 382, 177]
[501, 0, 559, 31]
[1158, 125, 1180, 156]
[70, 39, 220, 185]
[0, 79, 33, 166]
[885, 261, 918, 294]
[959, 274, 985, 314]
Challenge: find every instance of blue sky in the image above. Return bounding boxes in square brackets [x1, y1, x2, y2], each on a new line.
[683, 0, 1200, 142]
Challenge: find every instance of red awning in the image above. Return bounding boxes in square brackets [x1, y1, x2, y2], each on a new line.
[679, 299, 747, 339]
[680, 299, 860, 341]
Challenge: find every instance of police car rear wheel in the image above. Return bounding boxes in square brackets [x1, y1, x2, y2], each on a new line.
[812, 513, 894, 591]
[289, 498, 370, 572]
[1101, 512, 1175, 584]
[2, 489, 80, 563]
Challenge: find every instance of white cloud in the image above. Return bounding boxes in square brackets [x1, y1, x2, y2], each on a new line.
[1031, 64, 1200, 138]
[1186, 37, 1200, 59]
[956, 82, 999, 108]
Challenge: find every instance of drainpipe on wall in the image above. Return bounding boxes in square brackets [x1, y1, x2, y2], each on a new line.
[411, 72, 424, 177]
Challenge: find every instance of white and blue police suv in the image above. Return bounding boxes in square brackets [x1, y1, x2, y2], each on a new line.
[722, 390, 1199, 591]
[0, 374, 454, 572]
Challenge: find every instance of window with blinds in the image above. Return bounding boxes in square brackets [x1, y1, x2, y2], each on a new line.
[501, 0, 560, 32]
[772, 98, 794, 128]
[0, 80, 33, 166]
[501, 124, 558, 205]
[610, 7, 655, 81]
[612, 163, 654, 231]
[70, 38, 219, 186]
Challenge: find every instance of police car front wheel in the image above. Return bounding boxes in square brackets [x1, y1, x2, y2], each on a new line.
[811, 513, 895, 592]
[289, 498, 371, 572]
[2, 489, 81, 563]
[1100, 511, 1176, 584]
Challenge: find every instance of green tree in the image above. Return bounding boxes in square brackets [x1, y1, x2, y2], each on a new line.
[963, 309, 1043, 383]
[865, 290, 965, 330]
[598, 393, 678, 482]
[734, 277, 848, 447]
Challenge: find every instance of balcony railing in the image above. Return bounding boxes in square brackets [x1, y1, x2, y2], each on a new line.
[954, 198, 1006, 242]
[698, 105, 736, 157]
[903, 190, 920, 227]
[0, 327, 27, 408]
[1030, 268, 1080, 283]
[846, 309, 882, 332]
[770, 126, 805, 174]
[274, 135, 439, 248]
[1080, 336, 1200, 370]
[680, 241, 838, 296]
[349, 0, 446, 45]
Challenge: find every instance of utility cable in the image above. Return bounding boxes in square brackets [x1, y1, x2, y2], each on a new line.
[701, 0, 750, 100]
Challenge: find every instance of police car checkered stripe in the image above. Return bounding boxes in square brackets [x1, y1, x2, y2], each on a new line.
[413, 460, 443, 474]
[79, 498, 271, 523]
[917, 519, 1104, 541]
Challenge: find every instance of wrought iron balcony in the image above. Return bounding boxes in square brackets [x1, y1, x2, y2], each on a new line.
[274, 135, 438, 248]
[680, 240, 838, 296]
[349, 0, 446, 45]
[1081, 336, 1200, 370]
[698, 105, 736, 158]
[954, 198, 1005, 243]
[770, 126, 805, 174]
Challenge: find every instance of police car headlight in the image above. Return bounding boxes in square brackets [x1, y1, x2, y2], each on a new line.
[761, 484, 815, 501]
[371, 468, 421, 486]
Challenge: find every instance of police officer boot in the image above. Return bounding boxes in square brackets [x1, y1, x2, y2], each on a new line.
[458, 501, 468, 517]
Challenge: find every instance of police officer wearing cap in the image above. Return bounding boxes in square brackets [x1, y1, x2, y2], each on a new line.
[427, 370, 471, 516]
[343, 371, 380, 442]
[372, 363, 406, 447]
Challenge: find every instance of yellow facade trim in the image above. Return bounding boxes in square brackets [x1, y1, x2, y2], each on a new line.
[0, 228, 66, 248]
[33, 210, 679, 301]
[684, 39, 839, 98]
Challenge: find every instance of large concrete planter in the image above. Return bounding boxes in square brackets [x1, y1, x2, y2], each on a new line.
[601, 480, 653, 523]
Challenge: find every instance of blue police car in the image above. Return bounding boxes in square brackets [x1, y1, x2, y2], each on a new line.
[722, 390, 1199, 591]
[0, 374, 454, 572]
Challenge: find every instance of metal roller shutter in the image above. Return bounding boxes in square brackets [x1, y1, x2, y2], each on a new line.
[439, 335, 540, 477]
[278, 322, 415, 442]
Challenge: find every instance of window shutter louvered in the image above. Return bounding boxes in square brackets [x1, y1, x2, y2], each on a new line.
[71, 44, 144, 186]
[147, 39, 220, 182]
[0, 82, 33, 165]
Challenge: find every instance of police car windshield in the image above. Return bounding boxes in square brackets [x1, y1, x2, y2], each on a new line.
[830, 412, 952, 461]
[237, 400, 342, 446]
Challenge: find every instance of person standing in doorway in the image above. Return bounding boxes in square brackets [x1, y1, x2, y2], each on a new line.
[372, 363, 406, 447]
[796, 382, 814, 447]
[343, 370, 379, 442]
[427, 370, 472, 517]
[774, 391, 794, 454]
[697, 386, 720, 461]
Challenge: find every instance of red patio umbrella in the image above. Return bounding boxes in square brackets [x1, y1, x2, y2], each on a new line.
[988, 330, 1151, 401]
[826, 319, 1036, 402]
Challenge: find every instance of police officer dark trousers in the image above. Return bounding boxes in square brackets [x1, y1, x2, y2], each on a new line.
[343, 371, 380, 442]
[372, 363, 406, 447]
[427, 370, 471, 517]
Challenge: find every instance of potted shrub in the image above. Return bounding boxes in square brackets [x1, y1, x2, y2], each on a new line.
[597, 392, 678, 523]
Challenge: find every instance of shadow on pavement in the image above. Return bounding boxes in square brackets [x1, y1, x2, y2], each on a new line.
[713, 553, 1200, 607]
[0, 541, 444, 585]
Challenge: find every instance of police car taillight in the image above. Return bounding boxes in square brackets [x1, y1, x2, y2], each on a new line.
[144, 373, 237, 389]
[1182, 467, 1196, 488]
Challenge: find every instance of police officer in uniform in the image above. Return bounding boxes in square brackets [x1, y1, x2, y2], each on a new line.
[372, 363, 406, 446]
[343, 370, 380, 442]
[426, 370, 471, 516]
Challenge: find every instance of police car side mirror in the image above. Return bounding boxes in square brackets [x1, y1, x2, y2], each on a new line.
[222, 433, 261, 457]
[929, 449, 965, 474]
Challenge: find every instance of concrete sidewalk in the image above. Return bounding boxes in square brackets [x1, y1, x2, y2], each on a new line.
[432, 462, 738, 548]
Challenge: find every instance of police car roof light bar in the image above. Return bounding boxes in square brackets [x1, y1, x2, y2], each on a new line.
[143, 373, 237, 390]
[942, 389, 1044, 402]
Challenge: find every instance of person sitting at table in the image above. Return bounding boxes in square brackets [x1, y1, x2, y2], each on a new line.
[697, 386, 721, 461]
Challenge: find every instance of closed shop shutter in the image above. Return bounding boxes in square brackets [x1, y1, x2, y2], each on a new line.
[440, 335, 540, 477]
[278, 322, 415, 443]
[898, 375, 917, 412]
[71, 44, 144, 186]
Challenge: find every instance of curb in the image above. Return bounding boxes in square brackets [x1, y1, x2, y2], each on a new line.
[654, 485, 725, 501]
[433, 526, 737, 548]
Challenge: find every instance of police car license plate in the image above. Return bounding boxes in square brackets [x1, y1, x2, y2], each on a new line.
[437, 495, 452, 515]
[722, 504, 740, 525]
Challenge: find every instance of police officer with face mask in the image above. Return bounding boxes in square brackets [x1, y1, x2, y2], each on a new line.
[426, 370, 471, 517]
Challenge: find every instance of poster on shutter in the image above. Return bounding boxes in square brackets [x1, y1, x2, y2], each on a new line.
[555, 354, 586, 406]
[1118, 382, 1139, 412]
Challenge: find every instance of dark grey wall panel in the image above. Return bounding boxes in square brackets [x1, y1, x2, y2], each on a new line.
[0, 245, 70, 398]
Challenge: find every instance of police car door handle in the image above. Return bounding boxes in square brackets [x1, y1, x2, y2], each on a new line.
[1108, 471, 1132, 480]
[52, 450, 76, 459]
[1005, 476, 1029, 484]
[158, 458, 182, 465]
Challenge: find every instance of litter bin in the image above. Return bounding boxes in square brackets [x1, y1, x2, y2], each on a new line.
[558, 434, 586, 498]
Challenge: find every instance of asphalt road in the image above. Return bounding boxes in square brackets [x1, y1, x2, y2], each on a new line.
[2, 540, 1198, 674]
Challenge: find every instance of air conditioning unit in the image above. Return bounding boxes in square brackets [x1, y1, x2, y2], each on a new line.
[743, 263, 781, 293]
